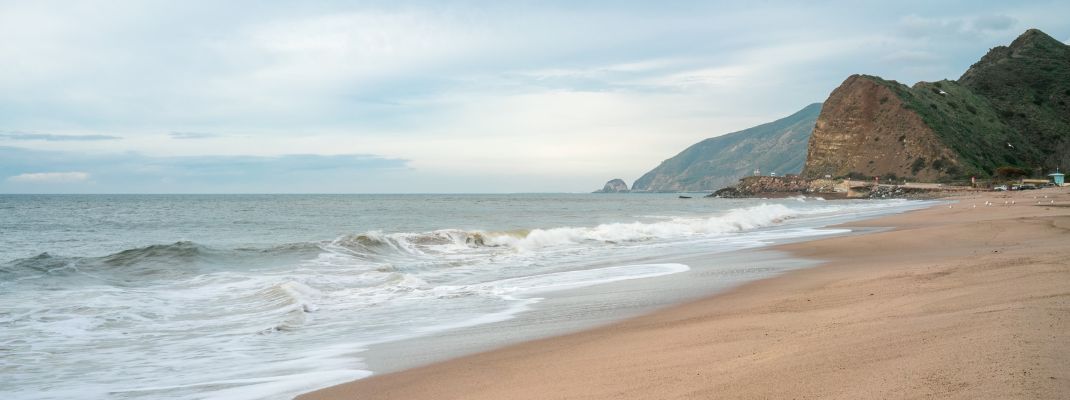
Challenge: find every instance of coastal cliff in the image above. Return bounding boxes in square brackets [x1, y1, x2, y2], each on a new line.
[803, 29, 1070, 181]
[802, 75, 961, 181]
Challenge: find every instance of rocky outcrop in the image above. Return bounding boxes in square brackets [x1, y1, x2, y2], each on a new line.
[594, 178, 630, 193]
[709, 175, 949, 199]
[708, 175, 811, 197]
[802, 29, 1070, 182]
[857, 185, 947, 200]
[633, 103, 821, 192]
[801, 75, 960, 181]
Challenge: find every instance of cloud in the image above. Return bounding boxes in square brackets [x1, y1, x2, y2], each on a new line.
[0, 2, 1066, 192]
[8, 171, 89, 183]
[0, 146, 408, 193]
[898, 14, 1019, 38]
[880, 50, 939, 64]
[972, 15, 1017, 32]
[161, 154, 409, 175]
[0, 131, 120, 141]
[170, 131, 220, 139]
[641, 66, 751, 89]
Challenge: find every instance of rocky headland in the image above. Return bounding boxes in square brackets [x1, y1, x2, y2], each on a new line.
[596, 29, 1067, 199]
[714, 28, 1068, 199]
[803, 29, 1070, 182]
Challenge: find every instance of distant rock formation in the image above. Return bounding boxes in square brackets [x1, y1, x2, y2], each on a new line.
[803, 29, 1070, 181]
[632, 103, 822, 192]
[594, 178, 630, 193]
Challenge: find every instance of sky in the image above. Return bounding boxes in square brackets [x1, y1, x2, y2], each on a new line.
[2, 0, 1068, 193]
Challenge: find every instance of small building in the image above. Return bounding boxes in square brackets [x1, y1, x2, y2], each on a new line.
[1050, 171, 1065, 186]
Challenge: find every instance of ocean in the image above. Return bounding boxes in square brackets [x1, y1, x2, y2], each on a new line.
[0, 194, 934, 399]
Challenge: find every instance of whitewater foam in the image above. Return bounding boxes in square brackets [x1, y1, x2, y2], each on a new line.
[0, 194, 938, 400]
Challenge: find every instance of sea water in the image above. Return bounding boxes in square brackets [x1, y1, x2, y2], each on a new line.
[0, 194, 933, 399]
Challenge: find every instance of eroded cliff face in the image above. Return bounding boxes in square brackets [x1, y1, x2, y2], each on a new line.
[802, 75, 960, 181]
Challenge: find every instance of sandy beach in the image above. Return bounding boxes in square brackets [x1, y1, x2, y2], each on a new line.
[299, 188, 1070, 400]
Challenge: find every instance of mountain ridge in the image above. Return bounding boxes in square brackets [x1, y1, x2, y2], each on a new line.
[803, 28, 1070, 181]
[631, 103, 822, 192]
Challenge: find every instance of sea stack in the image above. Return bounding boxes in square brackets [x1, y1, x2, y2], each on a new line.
[594, 178, 630, 193]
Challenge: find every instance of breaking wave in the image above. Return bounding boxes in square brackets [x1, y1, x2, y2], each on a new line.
[1, 194, 938, 400]
[3, 204, 801, 283]
[324, 203, 798, 258]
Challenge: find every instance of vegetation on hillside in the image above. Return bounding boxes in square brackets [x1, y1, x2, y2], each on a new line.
[865, 29, 1070, 180]
[959, 29, 1070, 171]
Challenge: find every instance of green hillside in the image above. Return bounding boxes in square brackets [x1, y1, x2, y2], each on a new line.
[869, 29, 1070, 179]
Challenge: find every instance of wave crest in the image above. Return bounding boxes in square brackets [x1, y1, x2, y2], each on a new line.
[484, 203, 797, 251]
[316, 203, 798, 261]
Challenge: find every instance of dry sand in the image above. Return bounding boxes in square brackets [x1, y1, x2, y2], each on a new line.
[299, 189, 1070, 400]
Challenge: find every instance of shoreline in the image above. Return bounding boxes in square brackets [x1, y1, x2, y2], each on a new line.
[298, 189, 1069, 399]
[335, 245, 850, 379]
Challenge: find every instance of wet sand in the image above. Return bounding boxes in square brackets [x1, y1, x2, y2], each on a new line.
[299, 188, 1070, 399]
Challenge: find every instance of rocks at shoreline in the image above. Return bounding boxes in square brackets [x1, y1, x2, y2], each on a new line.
[708, 175, 950, 199]
[707, 175, 813, 198]
[853, 184, 949, 200]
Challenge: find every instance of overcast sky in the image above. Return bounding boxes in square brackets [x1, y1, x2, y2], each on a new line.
[2, 0, 1068, 193]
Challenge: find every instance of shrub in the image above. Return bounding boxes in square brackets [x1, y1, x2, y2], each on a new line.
[994, 166, 1029, 178]
[911, 157, 927, 175]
